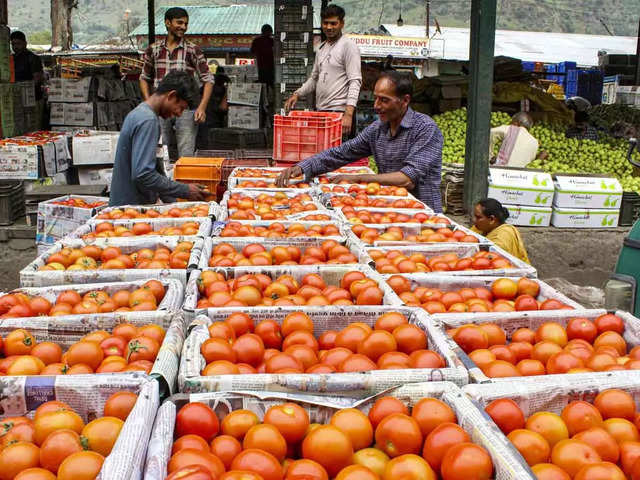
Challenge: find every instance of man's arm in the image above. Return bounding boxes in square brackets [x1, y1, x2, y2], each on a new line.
[193, 46, 214, 122]
[139, 46, 154, 100]
[131, 119, 191, 199]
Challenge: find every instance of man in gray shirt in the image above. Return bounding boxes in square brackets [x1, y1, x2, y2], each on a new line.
[109, 71, 208, 206]
[285, 4, 362, 137]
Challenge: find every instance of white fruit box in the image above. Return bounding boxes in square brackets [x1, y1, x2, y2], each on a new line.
[488, 168, 554, 207]
[77, 166, 113, 187]
[227, 82, 264, 106]
[72, 131, 119, 165]
[551, 206, 620, 228]
[503, 204, 552, 227]
[553, 174, 622, 209]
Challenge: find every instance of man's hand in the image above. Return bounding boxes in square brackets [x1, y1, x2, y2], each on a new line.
[194, 106, 207, 124]
[276, 166, 303, 188]
[342, 113, 353, 136]
[537, 150, 549, 161]
[186, 183, 208, 201]
[330, 174, 361, 184]
[284, 94, 299, 112]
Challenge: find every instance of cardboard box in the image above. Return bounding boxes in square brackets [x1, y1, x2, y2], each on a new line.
[503, 204, 552, 227]
[228, 105, 262, 130]
[77, 167, 113, 187]
[48, 77, 95, 103]
[72, 132, 119, 166]
[50, 102, 111, 127]
[488, 168, 554, 207]
[0, 135, 69, 179]
[36, 195, 108, 245]
[551, 206, 620, 228]
[553, 175, 622, 209]
[228, 83, 264, 106]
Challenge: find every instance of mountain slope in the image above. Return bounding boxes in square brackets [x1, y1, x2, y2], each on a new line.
[7, 0, 639, 45]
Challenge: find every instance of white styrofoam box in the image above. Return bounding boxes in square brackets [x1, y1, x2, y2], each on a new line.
[77, 167, 113, 187]
[72, 131, 119, 165]
[228, 105, 261, 130]
[227, 83, 264, 106]
[553, 174, 623, 209]
[488, 168, 554, 207]
[551, 206, 620, 228]
[616, 85, 640, 107]
[48, 77, 94, 103]
[503, 204, 552, 227]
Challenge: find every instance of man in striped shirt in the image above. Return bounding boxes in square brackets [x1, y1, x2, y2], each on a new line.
[276, 71, 444, 212]
[139, 7, 214, 159]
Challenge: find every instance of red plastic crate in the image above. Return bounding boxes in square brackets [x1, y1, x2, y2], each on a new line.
[273, 111, 343, 164]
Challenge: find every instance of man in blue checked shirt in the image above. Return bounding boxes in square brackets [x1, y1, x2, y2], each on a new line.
[276, 71, 444, 212]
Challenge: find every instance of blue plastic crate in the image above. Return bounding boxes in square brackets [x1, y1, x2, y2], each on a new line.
[522, 61, 536, 72]
[566, 81, 578, 97]
[556, 61, 577, 73]
[567, 70, 579, 82]
[545, 64, 557, 73]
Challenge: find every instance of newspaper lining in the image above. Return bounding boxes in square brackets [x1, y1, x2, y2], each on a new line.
[68, 217, 213, 239]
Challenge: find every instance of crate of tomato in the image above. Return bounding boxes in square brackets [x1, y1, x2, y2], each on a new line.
[36, 195, 108, 246]
[68, 217, 213, 241]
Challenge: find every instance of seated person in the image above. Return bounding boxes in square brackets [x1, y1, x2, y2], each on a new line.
[471, 198, 530, 264]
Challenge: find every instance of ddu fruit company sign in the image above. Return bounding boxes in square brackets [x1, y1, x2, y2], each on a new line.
[347, 34, 430, 59]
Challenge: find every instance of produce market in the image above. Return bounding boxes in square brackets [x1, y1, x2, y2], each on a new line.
[0, 0, 639, 479]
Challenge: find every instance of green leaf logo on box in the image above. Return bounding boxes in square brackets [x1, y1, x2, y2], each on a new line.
[533, 176, 540, 186]
[529, 216, 536, 225]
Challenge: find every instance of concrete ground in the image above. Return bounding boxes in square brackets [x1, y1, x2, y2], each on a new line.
[0, 218, 630, 293]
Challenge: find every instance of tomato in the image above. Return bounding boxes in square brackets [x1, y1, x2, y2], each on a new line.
[100, 336, 127, 357]
[440, 443, 493, 480]
[126, 336, 160, 363]
[335, 465, 380, 480]
[210, 435, 242, 470]
[81, 416, 123, 456]
[14, 468, 57, 480]
[594, 388, 637, 420]
[221, 410, 260, 440]
[231, 448, 284, 480]
[484, 399, 525, 435]
[375, 413, 423, 458]
[34, 410, 85, 446]
[281, 312, 313, 337]
[561, 401, 604, 436]
[176, 403, 220, 442]
[330, 408, 373, 451]
[0, 442, 41, 480]
[551, 439, 602, 478]
[172, 434, 210, 455]
[65, 341, 104, 371]
[392, 325, 427, 355]
[243, 424, 287, 461]
[7, 355, 45, 375]
[285, 459, 329, 480]
[421, 422, 470, 472]
[166, 465, 214, 480]
[168, 449, 225, 478]
[530, 463, 571, 480]
[263, 403, 310, 444]
[39, 429, 83, 473]
[368, 397, 409, 429]
[594, 314, 624, 335]
[573, 428, 620, 463]
[138, 324, 166, 345]
[4, 329, 35, 356]
[573, 462, 626, 480]
[226, 313, 255, 336]
[302, 426, 354, 477]
[411, 398, 456, 437]
[507, 428, 550, 466]
[255, 320, 283, 349]
[383, 454, 436, 480]
[375, 312, 408, 333]
[566, 318, 598, 343]
[232, 334, 265, 367]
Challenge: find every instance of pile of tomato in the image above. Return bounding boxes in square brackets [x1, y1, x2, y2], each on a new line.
[373, 251, 513, 277]
[236, 181, 311, 189]
[95, 204, 210, 220]
[330, 195, 425, 210]
[352, 226, 478, 245]
[199, 310, 444, 375]
[227, 193, 321, 221]
[0, 280, 166, 317]
[342, 208, 450, 225]
[448, 313, 635, 378]
[208, 241, 358, 268]
[38, 242, 193, 271]
[82, 221, 202, 240]
[0, 393, 137, 479]
[166, 396, 493, 480]
[485, 389, 640, 479]
[232, 169, 302, 179]
[196, 271, 386, 308]
[0, 321, 163, 376]
[219, 222, 341, 239]
[321, 183, 410, 197]
[386, 276, 573, 314]
[49, 198, 107, 209]
[317, 168, 376, 181]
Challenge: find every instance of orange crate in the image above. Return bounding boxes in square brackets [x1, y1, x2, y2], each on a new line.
[273, 111, 343, 163]
[177, 179, 219, 202]
[174, 157, 224, 182]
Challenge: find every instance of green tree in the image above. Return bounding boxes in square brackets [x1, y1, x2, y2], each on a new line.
[30, 30, 52, 44]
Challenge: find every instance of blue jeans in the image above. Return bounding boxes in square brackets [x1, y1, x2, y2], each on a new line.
[161, 109, 197, 160]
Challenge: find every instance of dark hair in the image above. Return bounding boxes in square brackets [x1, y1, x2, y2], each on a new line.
[377, 71, 413, 98]
[478, 198, 510, 223]
[155, 71, 197, 109]
[165, 7, 189, 22]
[10, 31, 26, 42]
[321, 4, 346, 21]
[261, 24, 273, 35]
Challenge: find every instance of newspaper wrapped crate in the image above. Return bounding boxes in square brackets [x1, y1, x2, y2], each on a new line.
[20, 236, 204, 288]
[36, 195, 108, 246]
[322, 193, 432, 212]
[93, 201, 221, 221]
[336, 207, 454, 226]
[183, 264, 402, 321]
[68, 217, 213, 240]
[372, 244, 537, 278]
[220, 189, 328, 221]
[179, 306, 468, 394]
[0, 374, 158, 480]
[143, 382, 532, 480]
[464, 372, 640, 479]
[350, 223, 489, 247]
[443, 309, 639, 384]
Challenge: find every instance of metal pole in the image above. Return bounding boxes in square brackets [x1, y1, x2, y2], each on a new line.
[463, 0, 497, 213]
[426, 0, 430, 37]
[635, 15, 640, 85]
[148, 0, 155, 45]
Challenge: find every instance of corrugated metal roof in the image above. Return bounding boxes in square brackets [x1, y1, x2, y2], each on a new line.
[382, 24, 637, 66]
[131, 4, 321, 36]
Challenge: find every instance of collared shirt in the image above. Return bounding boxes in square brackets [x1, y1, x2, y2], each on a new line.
[299, 108, 444, 212]
[140, 37, 213, 90]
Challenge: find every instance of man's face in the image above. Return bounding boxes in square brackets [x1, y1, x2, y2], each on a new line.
[165, 17, 188, 38]
[10, 38, 26, 55]
[322, 16, 344, 41]
[374, 77, 408, 124]
[160, 91, 188, 119]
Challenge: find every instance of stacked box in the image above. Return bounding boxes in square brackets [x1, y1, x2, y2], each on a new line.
[227, 82, 265, 129]
[488, 168, 554, 227]
[0, 131, 70, 179]
[72, 130, 119, 166]
[0, 25, 10, 83]
[551, 174, 622, 228]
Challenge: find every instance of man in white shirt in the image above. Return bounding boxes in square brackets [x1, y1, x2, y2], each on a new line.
[285, 4, 362, 137]
[490, 112, 541, 168]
